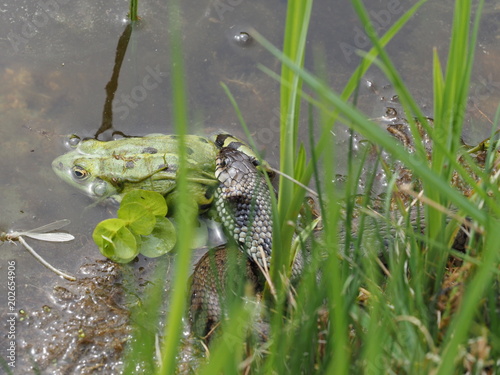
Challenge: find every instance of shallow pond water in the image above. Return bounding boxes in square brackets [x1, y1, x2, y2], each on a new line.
[0, 0, 499, 373]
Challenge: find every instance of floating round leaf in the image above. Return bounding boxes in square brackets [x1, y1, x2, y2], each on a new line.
[93, 218, 138, 263]
[117, 202, 156, 236]
[138, 217, 177, 258]
[120, 190, 168, 217]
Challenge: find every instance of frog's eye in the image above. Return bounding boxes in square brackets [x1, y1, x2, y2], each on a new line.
[72, 165, 90, 181]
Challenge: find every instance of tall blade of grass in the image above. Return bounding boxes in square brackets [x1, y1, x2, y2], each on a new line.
[438, 0, 475, 155]
[122, 261, 167, 373]
[318, 86, 351, 374]
[158, 0, 195, 373]
[276, 0, 314, 280]
[432, 48, 444, 123]
[431, 0, 482, 291]
[340, 0, 428, 100]
[258, 2, 315, 372]
[319, 158, 349, 374]
[278, 0, 312, 207]
[427, 1, 475, 279]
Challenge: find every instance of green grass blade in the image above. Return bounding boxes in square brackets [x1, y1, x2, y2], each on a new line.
[432, 48, 444, 122]
[129, 0, 139, 21]
[340, 0, 428, 101]
[123, 262, 167, 373]
[157, 0, 195, 373]
[278, 0, 313, 216]
[276, 0, 314, 289]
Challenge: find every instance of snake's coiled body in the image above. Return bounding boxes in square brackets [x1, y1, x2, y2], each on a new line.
[189, 245, 263, 337]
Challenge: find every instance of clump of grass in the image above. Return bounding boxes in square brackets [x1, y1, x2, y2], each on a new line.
[122, 0, 500, 373]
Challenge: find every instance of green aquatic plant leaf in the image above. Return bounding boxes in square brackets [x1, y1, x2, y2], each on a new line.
[94, 190, 178, 263]
[93, 218, 138, 263]
[120, 189, 168, 217]
[118, 202, 157, 236]
[138, 217, 177, 257]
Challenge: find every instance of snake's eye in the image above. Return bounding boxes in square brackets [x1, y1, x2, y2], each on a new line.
[72, 165, 90, 181]
[219, 159, 227, 168]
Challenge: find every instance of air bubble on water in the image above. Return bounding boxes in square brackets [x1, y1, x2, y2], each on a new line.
[233, 31, 252, 47]
[64, 134, 81, 149]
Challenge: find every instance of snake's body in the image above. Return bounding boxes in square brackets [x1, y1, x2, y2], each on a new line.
[189, 147, 293, 337]
[214, 148, 274, 270]
[189, 245, 263, 337]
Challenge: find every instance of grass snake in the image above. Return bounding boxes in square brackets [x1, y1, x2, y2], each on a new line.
[189, 147, 303, 338]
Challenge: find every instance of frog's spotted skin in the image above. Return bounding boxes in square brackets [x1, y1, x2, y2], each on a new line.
[52, 134, 219, 205]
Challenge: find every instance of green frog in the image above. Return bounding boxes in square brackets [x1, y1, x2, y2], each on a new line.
[52, 133, 271, 210]
[52, 134, 221, 209]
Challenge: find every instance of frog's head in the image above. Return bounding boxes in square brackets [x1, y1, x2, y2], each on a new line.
[52, 146, 119, 200]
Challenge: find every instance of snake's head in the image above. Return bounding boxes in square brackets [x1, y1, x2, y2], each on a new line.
[215, 147, 260, 186]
